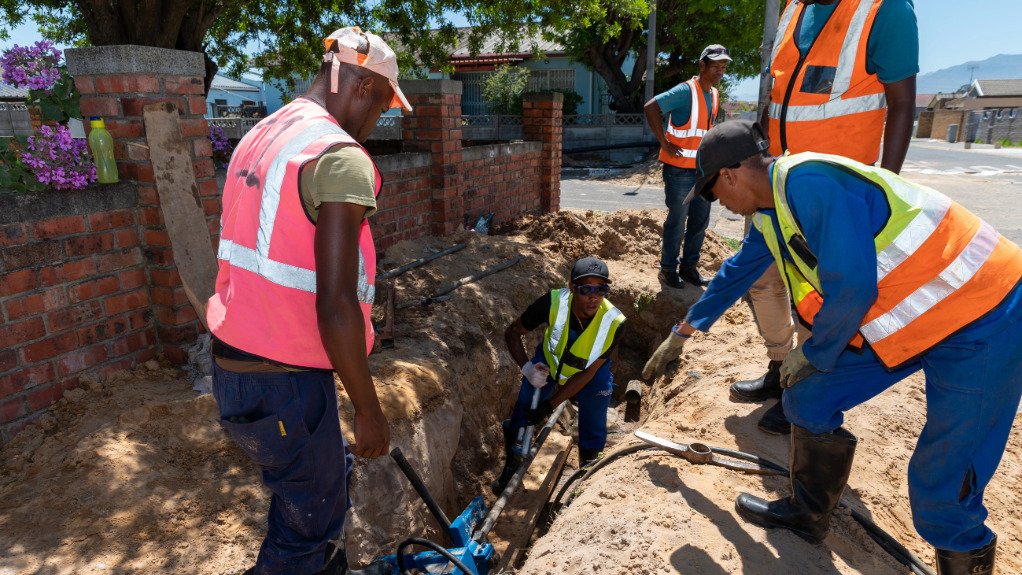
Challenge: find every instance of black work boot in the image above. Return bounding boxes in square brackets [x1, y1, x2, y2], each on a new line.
[730, 360, 783, 403]
[735, 426, 857, 543]
[758, 401, 792, 435]
[658, 269, 685, 289]
[320, 541, 348, 574]
[679, 266, 710, 287]
[491, 421, 522, 495]
[579, 447, 602, 468]
[935, 536, 996, 575]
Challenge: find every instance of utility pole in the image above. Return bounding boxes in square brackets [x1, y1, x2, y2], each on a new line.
[757, 0, 781, 119]
[644, 0, 657, 104]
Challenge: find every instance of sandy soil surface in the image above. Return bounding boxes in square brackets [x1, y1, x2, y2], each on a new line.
[1, 209, 1020, 575]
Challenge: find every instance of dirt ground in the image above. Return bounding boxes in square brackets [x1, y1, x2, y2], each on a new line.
[1, 209, 1021, 574]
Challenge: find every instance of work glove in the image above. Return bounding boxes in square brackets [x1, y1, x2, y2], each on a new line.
[641, 328, 689, 380]
[780, 345, 817, 388]
[519, 361, 551, 390]
[521, 361, 550, 389]
[525, 400, 554, 426]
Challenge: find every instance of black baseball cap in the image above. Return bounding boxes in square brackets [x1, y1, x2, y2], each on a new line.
[684, 119, 771, 205]
[571, 256, 611, 283]
[700, 44, 732, 62]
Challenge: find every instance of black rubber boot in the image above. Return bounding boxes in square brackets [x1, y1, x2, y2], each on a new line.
[935, 536, 996, 575]
[735, 426, 857, 543]
[579, 447, 601, 468]
[757, 401, 792, 435]
[491, 421, 522, 495]
[319, 541, 348, 574]
[730, 360, 783, 402]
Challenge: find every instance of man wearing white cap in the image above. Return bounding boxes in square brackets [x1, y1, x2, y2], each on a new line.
[643, 44, 731, 290]
[206, 26, 410, 575]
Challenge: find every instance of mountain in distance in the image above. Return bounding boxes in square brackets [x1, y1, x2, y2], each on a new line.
[918, 53, 1022, 94]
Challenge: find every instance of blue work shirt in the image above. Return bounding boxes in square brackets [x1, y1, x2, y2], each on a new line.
[654, 81, 716, 127]
[685, 160, 891, 371]
[793, 0, 919, 83]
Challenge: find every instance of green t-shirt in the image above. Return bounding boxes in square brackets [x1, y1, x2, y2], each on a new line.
[299, 144, 377, 223]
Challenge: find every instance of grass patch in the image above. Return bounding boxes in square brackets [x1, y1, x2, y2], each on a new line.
[722, 236, 742, 252]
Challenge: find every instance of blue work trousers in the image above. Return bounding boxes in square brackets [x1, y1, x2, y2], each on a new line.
[783, 283, 1022, 551]
[212, 365, 353, 575]
[661, 164, 711, 272]
[508, 349, 614, 451]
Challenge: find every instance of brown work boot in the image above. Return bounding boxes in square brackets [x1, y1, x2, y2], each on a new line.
[935, 536, 996, 575]
[735, 426, 857, 543]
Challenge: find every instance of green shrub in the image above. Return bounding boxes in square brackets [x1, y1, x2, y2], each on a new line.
[548, 89, 584, 115]
[482, 65, 530, 115]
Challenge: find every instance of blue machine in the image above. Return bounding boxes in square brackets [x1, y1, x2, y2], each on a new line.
[378, 496, 494, 574]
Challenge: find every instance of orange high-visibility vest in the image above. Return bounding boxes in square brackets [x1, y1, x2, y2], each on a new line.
[757, 153, 1022, 369]
[768, 0, 887, 164]
[659, 78, 719, 169]
[206, 98, 381, 369]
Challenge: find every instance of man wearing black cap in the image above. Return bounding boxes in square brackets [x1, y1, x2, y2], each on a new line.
[643, 119, 1022, 575]
[493, 256, 627, 492]
[643, 44, 731, 289]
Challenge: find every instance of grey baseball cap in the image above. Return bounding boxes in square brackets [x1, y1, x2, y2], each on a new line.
[700, 44, 732, 62]
[571, 256, 611, 283]
[684, 119, 771, 204]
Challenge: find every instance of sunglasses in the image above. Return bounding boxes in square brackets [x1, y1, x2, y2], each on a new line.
[574, 284, 610, 296]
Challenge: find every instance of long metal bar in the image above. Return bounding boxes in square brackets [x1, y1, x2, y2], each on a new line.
[390, 447, 453, 531]
[471, 401, 569, 542]
[377, 243, 467, 281]
[399, 257, 524, 309]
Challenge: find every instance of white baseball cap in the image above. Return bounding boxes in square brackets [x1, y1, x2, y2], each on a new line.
[323, 26, 412, 111]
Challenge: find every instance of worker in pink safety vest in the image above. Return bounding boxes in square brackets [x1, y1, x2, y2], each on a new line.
[205, 27, 411, 575]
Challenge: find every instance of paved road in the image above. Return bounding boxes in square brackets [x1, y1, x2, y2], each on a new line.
[561, 139, 1022, 244]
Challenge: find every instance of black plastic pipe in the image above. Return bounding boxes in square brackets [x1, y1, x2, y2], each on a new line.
[391, 447, 453, 531]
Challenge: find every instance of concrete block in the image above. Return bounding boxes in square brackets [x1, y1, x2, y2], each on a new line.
[66, 45, 204, 78]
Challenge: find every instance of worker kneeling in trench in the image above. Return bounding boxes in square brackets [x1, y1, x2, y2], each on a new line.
[493, 256, 627, 493]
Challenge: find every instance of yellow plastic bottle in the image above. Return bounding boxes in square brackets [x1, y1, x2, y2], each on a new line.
[88, 117, 119, 184]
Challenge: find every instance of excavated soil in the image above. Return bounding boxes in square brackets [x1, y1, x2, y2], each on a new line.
[1, 209, 1020, 574]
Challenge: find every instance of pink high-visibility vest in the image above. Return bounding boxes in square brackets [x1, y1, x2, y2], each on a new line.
[207, 98, 381, 368]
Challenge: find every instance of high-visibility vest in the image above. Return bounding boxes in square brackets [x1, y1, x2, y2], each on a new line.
[206, 98, 381, 369]
[659, 77, 719, 169]
[768, 0, 887, 164]
[541, 289, 625, 384]
[753, 152, 1022, 368]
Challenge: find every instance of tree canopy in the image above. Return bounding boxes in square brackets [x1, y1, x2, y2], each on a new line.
[0, 0, 762, 111]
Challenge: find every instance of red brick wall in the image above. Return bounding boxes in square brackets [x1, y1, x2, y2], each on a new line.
[373, 153, 432, 248]
[67, 46, 216, 363]
[461, 143, 545, 224]
[0, 184, 157, 441]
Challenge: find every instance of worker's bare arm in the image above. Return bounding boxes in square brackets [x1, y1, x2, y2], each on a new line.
[316, 200, 390, 458]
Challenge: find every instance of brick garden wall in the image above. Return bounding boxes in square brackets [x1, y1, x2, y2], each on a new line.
[460, 142, 545, 223]
[0, 184, 157, 441]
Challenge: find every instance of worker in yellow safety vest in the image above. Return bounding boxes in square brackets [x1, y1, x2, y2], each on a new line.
[493, 257, 626, 493]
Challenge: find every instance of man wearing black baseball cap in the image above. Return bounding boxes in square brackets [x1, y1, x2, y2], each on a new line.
[493, 256, 626, 493]
[642, 118, 1022, 575]
[643, 44, 731, 290]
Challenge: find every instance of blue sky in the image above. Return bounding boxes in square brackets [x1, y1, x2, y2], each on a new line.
[2, 1, 1019, 95]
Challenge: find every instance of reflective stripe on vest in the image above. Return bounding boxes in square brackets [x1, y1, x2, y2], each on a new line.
[207, 98, 381, 368]
[768, 0, 886, 164]
[660, 78, 719, 169]
[769, 152, 1022, 367]
[542, 288, 625, 384]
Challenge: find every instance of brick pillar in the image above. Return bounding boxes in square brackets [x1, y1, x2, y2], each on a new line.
[66, 46, 216, 363]
[400, 80, 464, 235]
[522, 92, 564, 212]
